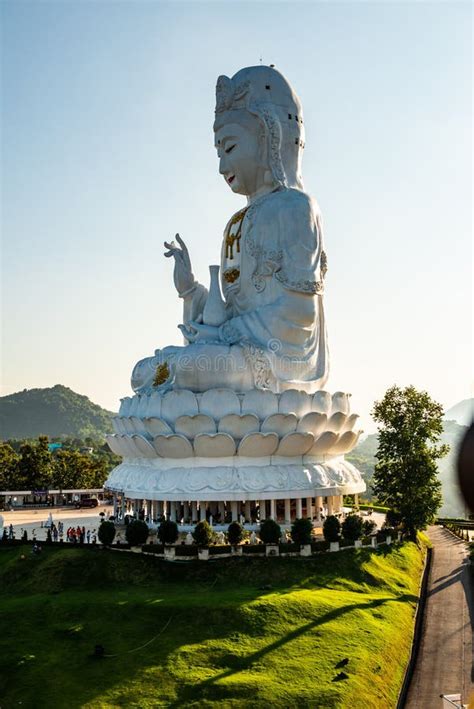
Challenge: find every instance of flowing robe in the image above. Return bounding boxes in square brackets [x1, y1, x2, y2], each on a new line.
[131, 188, 329, 394]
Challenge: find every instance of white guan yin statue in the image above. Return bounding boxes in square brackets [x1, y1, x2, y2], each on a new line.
[131, 65, 329, 395]
[105, 66, 365, 522]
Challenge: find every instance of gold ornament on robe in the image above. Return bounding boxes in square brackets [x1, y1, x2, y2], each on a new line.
[153, 362, 170, 387]
[225, 207, 247, 260]
[223, 267, 240, 283]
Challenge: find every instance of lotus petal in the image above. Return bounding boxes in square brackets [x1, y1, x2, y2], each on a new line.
[146, 391, 163, 418]
[276, 432, 314, 456]
[342, 413, 360, 433]
[129, 395, 141, 417]
[119, 397, 132, 417]
[132, 434, 156, 458]
[106, 434, 124, 456]
[120, 435, 141, 457]
[143, 417, 173, 437]
[153, 434, 193, 458]
[329, 431, 362, 455]
[193, 433, 236, 457]
[311, 391, 332, 414]
[199, 388, 240, 418]
[331, 391, 351, 415]
[279, 389, 311, 417]
[137, 395, 149, 418]
[161, 390, 198, 423]
[175, 414, 216, 439]
[130, 416, 147, 435]
[327, 412, 346, 433]
[122, 418, 135, 434]
[297, 412, 327, 436]
[218, 414, 260, 440]
[238, 432, 279, 457]
[307, 431, 339, 456]
[112, 417, 126, 435]
[241, 390, 278, 419]
[261, 413, 297, 436]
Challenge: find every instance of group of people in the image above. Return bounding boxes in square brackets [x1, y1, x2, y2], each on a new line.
[65, 525, 96, 544]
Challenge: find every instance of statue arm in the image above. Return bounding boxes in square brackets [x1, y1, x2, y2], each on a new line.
[181, 283, 208, 324]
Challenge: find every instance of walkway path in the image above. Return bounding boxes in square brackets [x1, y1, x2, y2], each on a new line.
[405, 525, 474, 707]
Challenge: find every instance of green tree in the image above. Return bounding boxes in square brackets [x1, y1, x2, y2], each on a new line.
[125, 520, 149, 546]
[192, 520, 213, 547]
[17, 436, 53, 489]
[98, 521, 116, 546]
[341, 514, 363, 541]
[372, 385, 447, 540]
[323, 515, 341, 542]
[158, 520, 179, 545]
[290, 518, 313, 545]
[227, 521, 244, 546]
[259, 518, 281, 545]
[0, 443, 20, 491]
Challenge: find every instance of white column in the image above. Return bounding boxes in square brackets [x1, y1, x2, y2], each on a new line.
[306, 497, 313, 520]
[231, 501, 238, 522]
[170, 501, 176, 522]
[327, 496, 334, 516]
[284, 498, 291, 524]
[315, 496, 323, 521]
[199, 501, 206, 522]
[113, 494, 118, 518]
[134, 499, 140, 517]
[244, 500, 251, 522]
[218, 501, 225, 522]
[259, 500, 266, 521]
[270, 499, 276, 520]
[183, 502, 190, 522]
[191, 501, 198, 522]
[296, 498, 303, 519]
[354, 493, 359, 507]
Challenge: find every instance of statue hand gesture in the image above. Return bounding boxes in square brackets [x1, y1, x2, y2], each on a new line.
[164, 234, 196, 297]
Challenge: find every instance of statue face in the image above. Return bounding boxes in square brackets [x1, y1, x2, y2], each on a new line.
[214, 120, 266, 197]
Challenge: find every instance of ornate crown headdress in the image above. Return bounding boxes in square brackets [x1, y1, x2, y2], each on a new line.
[215, 66, 305, 190]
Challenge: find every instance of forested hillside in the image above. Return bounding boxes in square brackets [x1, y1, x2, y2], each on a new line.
[0, 385, 114, 440]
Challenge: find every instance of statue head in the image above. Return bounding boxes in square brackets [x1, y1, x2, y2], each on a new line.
[214, 65, 305, 197]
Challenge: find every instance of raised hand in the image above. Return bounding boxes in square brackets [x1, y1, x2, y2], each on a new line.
[164, 234, 196, 296]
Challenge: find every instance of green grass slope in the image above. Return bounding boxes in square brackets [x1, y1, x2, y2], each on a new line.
[0, 543, 424, 708]
[0, 384, 114, 439]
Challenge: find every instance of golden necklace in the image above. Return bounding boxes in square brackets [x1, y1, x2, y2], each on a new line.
[225, 207, 248, 260]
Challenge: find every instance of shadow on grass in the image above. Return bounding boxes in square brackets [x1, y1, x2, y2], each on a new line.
[0, 544, 419, 708]
[167, 593, 418, 708]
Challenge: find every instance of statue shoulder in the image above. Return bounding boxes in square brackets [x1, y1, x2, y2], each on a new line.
[258, 188, 321, 225]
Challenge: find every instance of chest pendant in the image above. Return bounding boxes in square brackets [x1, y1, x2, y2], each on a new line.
[224, 208, 247, 284]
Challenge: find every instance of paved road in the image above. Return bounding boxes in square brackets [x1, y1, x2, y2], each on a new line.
[405, 526, 474, 708]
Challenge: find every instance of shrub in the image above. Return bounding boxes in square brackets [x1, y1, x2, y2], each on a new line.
[291, 518, 313, 545]
[158, 520, 179, 545]
[323, 515, 341, 542]
[341, 514, 363, 542]
[192, 520, 213, 547]
[227, 521, 244, 546]
[259, 518, 281, 545]
[125, 520, 149, 546]
[363, 519, 377, 536]
[98, 521, 116, 546]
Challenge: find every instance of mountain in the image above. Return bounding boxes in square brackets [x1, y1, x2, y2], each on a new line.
[0, 385, 114, 440]
[347, 419, 469, 518]
[444, 399, 473, 427]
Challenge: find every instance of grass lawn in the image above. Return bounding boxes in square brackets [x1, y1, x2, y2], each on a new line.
[0, 541, 424, 708]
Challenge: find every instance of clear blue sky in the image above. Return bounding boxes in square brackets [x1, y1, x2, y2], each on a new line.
[1, 1, 472, 430]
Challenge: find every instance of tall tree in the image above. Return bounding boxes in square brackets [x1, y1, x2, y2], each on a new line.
[0, 443, 20, 490]
[17, 436, 53, 489]
[372, 385, 447, 539]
